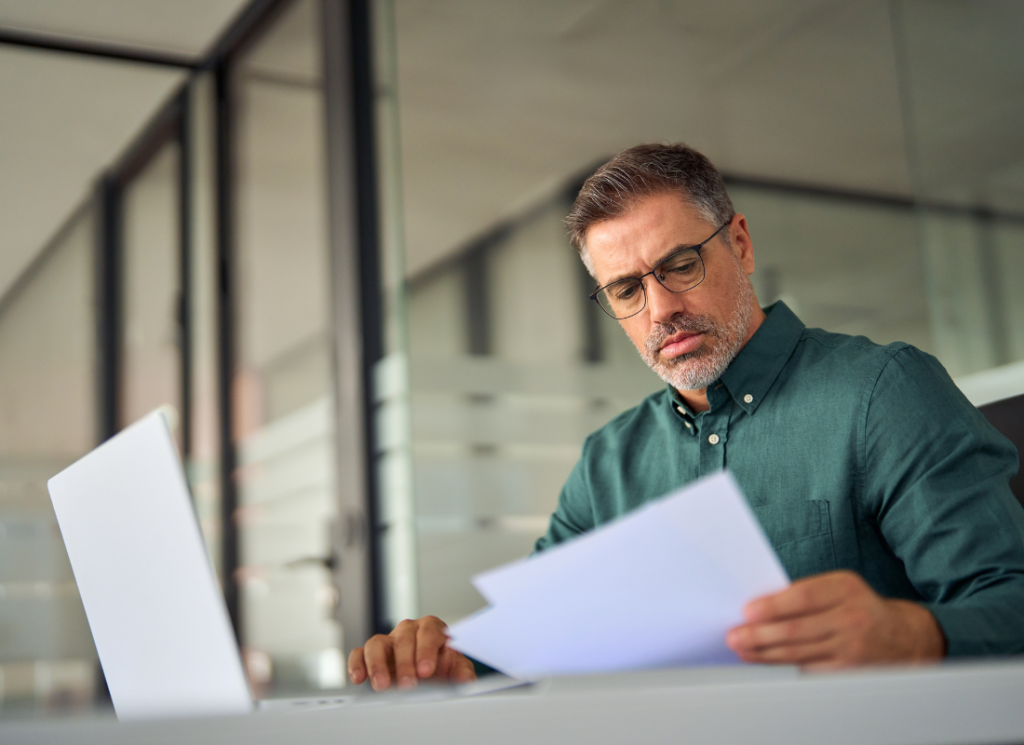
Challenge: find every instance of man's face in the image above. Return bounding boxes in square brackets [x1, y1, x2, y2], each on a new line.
[583, 192, 761, 392]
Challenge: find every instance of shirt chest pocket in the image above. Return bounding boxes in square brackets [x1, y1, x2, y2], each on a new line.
[751, 500, 837, 580]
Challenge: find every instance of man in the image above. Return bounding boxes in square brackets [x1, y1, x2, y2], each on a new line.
[349, 143, 1024, 691]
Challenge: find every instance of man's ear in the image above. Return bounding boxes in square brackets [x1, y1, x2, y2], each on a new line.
[730, 214, 755, 275]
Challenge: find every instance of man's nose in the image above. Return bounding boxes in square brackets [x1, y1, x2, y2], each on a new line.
[644, 277, 687, 324]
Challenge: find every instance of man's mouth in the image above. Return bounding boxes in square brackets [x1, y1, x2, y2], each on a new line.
[659, 331, 704, 359]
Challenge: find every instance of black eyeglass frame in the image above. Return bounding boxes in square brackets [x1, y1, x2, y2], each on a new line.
[588, 219, 733, 320]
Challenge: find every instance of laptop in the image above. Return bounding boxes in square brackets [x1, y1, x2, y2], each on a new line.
[48, 411, 261, 720]
[48, 410, 523, 721]
[48, 410, 526, 720]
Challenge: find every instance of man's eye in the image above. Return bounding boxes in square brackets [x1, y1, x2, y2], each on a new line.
[614, 283, 639, 300]
[661, 250, 701, 276]
[668, 260, 698, 274]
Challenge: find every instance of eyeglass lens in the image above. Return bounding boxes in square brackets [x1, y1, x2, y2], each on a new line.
[595, 248, 705, 319]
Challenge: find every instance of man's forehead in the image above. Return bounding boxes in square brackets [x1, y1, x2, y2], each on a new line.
[583, 193, 711, 279]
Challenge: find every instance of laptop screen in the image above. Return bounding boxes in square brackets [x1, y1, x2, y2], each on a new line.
[48, 411, 253, 720]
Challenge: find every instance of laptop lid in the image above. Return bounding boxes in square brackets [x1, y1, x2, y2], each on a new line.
[48, 411, 253, 720]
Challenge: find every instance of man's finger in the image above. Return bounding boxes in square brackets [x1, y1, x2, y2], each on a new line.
[450, 650, 477, 683]
[391, 620, 420, 689]
[436, 644, 477, 683]
[744, 571, 862, 623]
[414, 616, 450, 679]
[734, 635, 841, 666]
[728, 605, 843, 651]
[347, 647, 368, 685]
[362, 634, 394, 691]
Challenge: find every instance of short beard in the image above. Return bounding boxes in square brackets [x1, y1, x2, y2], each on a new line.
[636, 263, 755, 392]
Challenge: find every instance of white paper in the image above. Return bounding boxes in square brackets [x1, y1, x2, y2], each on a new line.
[447, 471, 789, 680]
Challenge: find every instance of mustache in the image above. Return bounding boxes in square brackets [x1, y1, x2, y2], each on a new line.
[646, 315, 717, 355]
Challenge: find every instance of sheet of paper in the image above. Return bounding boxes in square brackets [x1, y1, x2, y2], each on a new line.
[447, 471, 789, 680]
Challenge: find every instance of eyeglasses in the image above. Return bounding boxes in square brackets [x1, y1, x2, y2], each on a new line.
[589, 220, 731, 320]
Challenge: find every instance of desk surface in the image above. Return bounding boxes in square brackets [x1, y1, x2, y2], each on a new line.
[3, 660, 1024, 745]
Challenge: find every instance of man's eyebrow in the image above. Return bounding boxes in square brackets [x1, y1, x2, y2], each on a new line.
[602, 243, 695, 286]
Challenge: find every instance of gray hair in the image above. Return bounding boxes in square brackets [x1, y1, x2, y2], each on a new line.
[566, 143, 734, 275]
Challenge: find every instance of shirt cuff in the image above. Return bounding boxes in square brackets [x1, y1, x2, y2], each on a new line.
[926, 603, 1024, 658]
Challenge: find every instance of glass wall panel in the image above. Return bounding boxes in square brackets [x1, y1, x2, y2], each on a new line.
[120, 141, 182, 435]
[372, 0, 418, 626]
[730, 185, 932, 353]
[892, 0, 1024, 384]
[232, 0, 342, 695]
[0, 205, 98, 712]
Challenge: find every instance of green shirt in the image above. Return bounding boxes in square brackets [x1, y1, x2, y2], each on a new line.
[535, 302, 1024, 657]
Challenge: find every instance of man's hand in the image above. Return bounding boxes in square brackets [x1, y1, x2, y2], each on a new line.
[348, 615, 477, 691]
[726, 570, 946, 670]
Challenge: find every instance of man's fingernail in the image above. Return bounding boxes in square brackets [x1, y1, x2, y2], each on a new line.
[372, 674, 386, 690]
[418, 660, 433, 676]
[399, 676, 416, 689]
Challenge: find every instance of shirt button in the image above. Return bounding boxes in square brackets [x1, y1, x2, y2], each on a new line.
[685, 421, 692, 430]
[708, 434, 720, 445]
[743, 394, 753, 404]
[676, 405, 685, 415]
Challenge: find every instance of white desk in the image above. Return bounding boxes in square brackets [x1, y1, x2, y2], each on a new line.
[3, 660, 1024, 744]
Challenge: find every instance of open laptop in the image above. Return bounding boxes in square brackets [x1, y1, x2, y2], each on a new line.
[48, 410, 521, 721]
[48, 411, 261, 720]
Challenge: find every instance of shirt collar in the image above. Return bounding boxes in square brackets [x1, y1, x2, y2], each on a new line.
[665, 301, 805, 418]
[718, 301, 804, 414]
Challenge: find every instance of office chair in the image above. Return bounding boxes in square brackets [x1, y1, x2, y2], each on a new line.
[978, 393, 1024, 511]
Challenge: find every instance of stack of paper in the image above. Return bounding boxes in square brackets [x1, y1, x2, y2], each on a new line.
[447, 471, 789, 679]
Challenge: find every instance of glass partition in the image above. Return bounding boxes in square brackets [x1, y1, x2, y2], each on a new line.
[120, 140, 183, 434]
[0, 205, 99, 713]
[891, 0, 1024, 384]
[231, 0, 343, 695]
[729, 184, 932, 353]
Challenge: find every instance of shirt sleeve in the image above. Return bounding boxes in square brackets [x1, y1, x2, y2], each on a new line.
[533, 441, 597, 554]
[864, 346, 1024, 656]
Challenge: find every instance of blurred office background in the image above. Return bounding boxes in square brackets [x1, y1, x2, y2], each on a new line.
[0, 0, 1022, 713]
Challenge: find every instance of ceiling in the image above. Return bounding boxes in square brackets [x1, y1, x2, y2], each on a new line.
[0, 1, 247, 54]
[0, 0, 1021, 298]
[392, 0, 1024, 276]
[0, 0, 249, 302]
